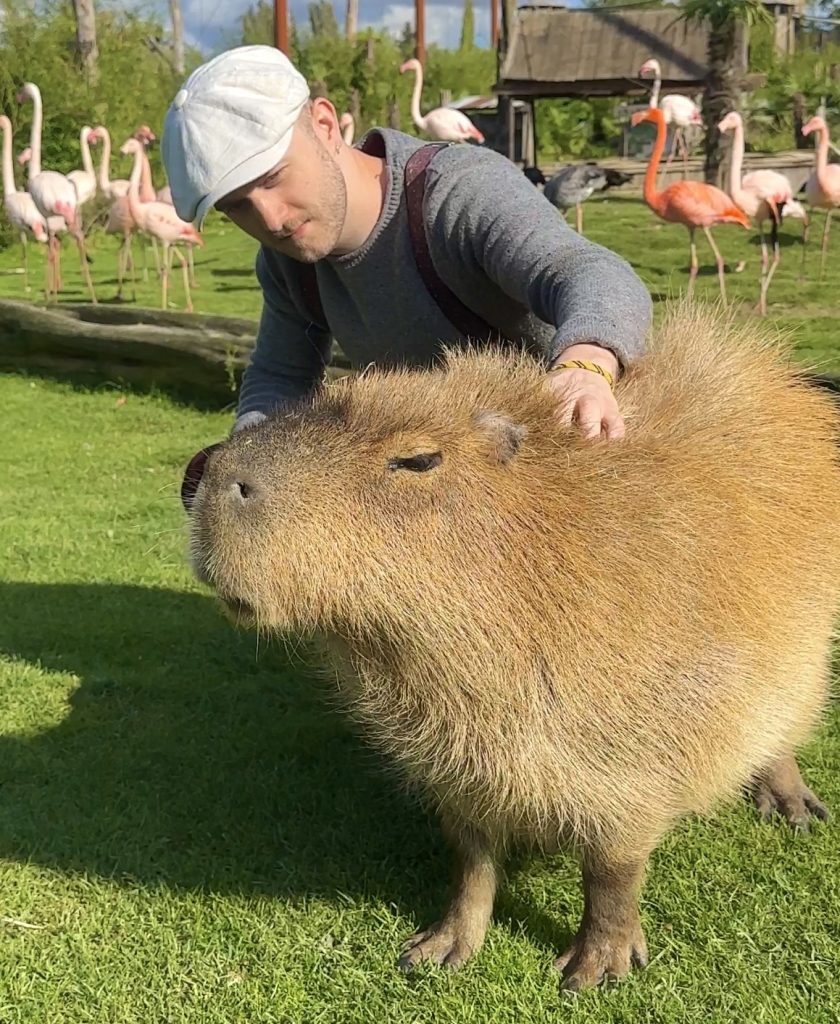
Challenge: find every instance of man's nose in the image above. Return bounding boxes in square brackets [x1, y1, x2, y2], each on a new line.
[250, 190, 288, 233]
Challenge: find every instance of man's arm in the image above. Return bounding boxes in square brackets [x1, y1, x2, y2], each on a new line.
[426, 146, 651, 370]
[234, 248, 332, 428]
[426, 147, 651, 438]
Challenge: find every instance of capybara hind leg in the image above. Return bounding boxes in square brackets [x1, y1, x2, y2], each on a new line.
[555, 855, 648, 991]
[751, 753, 828, 831]
[398, 822, 497, 973]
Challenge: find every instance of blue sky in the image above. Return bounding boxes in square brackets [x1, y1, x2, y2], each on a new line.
[137, 0, 572, 55]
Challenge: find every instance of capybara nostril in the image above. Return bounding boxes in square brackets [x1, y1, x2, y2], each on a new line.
[181, 443, 222, 513]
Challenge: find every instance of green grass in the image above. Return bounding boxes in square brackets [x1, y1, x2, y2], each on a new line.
[1, 198, 840, 1022]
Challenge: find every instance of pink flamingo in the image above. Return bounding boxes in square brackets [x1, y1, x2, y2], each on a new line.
[67, 125, 98, 209]
[90, 125, 130, 200]
[632, 107, 750, 304]
[399, 59, 485, 143]
[801, 115, 840, 279]
[639, 58, 703, 179]
[339, 113, 355, 145]
[17, 147, 67, 296]
[119, 137, 203, 312]
[718, 111, 807, 313]
[17, 82, 97, 303]
[1, 115, 50, 292]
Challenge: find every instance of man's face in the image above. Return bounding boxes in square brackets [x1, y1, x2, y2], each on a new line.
[215, 113, 347, 262]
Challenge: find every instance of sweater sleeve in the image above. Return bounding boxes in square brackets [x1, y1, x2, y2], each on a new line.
[236, 248, 333, 419]
[424, 147, 652, 370]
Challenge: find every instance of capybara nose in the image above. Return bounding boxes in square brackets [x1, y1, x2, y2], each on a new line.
[181, 443, 222, 513]
[225, 472, 265, 508]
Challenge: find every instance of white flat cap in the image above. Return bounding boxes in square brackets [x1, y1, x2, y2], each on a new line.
[162, 45, 310, 227]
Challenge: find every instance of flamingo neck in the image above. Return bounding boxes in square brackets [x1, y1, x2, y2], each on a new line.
[409, 66, 426, 131]
[1, 121, 16, 197]
[642, 114, 666, 209]
[98, 128, 112, 191]
[79, 129, 94, 177]
[126, 148, 144, 223]
[815, 125, 832, 190]
[27, 87, 43, 178]
[726, 119, 748, 212]
[649, 70, 661, 109]
[140, 151, 155, 203]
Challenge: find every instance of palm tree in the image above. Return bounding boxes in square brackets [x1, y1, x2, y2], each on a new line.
[680, 0, 771, 186]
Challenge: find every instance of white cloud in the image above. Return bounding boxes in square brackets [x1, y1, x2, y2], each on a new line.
[372, 1, 490, 48]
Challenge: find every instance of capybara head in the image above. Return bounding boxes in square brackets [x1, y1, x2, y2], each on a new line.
[186, 350, 570, 633]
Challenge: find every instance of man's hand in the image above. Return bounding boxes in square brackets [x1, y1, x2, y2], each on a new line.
[545, 343, 625, 441]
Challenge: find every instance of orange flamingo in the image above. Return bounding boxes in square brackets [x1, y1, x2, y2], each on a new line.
[632, 107, 750, 304]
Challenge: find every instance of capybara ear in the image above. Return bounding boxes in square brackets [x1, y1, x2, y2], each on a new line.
[473, 411, 527, 464]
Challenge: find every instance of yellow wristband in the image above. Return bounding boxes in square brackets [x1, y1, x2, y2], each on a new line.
[548, 359, 614, 389]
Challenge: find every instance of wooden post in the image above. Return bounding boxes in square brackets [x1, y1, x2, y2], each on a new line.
[274, 0, 289, 55]
[415, 0, 426, 64]
[491, 0, 499, 49]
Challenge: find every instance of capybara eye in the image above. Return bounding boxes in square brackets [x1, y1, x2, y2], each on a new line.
[387, 452, 443, 473]
[181, 443, 222, 512]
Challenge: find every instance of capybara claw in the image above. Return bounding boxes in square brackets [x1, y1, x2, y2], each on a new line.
[398, 924, 475, 972]
[554, 929, 648, 992]
[751, 762, 829, 832]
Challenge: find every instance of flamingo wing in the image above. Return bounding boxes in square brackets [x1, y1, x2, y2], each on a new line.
[659, 180, 751, 227]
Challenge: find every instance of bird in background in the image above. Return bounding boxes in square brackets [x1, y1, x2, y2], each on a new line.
[17, 81, 97, 303]
[399, 59, 485, 144]
[639, 58, 703, 180]
[632, 107, 749, 305]
[801, 115, 840, 280]
[67, 125, 98, 209]
[718, 111, 807, 314]
[542, 163, 632, 234]
[119, 137, 203, 313]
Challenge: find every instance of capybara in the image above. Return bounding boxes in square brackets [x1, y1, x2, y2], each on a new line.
[183, 304, 839, 990]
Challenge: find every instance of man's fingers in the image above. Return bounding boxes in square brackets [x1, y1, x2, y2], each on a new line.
[574, 396, 603, 439]
[603, 410, 626, 440]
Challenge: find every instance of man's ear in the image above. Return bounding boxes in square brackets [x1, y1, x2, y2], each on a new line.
[472, 411, 527, 464]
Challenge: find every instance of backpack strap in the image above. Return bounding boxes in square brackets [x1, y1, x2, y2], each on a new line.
[404, 143, 503, 343]
[296, 140, 504, 343]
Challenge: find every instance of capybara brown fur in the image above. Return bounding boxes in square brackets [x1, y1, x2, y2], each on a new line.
[185, 303, 840, 990]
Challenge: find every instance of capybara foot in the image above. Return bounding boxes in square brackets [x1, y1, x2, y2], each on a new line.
[398, 921, 482, 972]
[554, 922, 648, 992]
[751, 754, 829, 832]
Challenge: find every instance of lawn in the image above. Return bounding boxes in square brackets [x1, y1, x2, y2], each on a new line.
[1, 196, 839, 1023]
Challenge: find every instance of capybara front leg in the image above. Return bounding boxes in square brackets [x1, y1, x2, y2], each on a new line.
[555, 854, 648, 991]
[398, 821, 497, 972]
[751, 753, 828, 831]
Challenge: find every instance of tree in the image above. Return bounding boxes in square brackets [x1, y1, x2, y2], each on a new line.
[308, 0, 340, 38]
[71, 0, 99, 85]
[170, 0, 185, 76]
[460, 0, 475, 51]
[680, 0, 771, 185]
[346, 0, 358, 40]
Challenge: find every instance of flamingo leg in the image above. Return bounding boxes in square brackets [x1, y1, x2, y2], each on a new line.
[575, 204, 583, 234]
[19, 231, 30, 293]
[187, 244, 197, 289]
[678, 129, 690, 179]
[171, 245, 193, 312]
[160, 240, 170, 310]
[55, 239, 62, 293]
[687, 226, 698, 299]
[44, 235, 53, 302]
[76, 236, 97, 304]
[663, 127, 679, 184]
[820, 209, 832, 281]
[702, 225, 727, 307]
[759, 217, 781, 316]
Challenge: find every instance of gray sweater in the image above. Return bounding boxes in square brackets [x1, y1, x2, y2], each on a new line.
[237, 128, 651, 418]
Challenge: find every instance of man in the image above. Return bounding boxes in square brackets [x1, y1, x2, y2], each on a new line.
[163, 45, 652, 439]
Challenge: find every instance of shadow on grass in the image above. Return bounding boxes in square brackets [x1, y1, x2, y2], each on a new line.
[0, 581, 468, 922]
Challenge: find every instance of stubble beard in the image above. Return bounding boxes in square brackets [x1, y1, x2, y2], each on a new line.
[280, 142, 348, 263]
